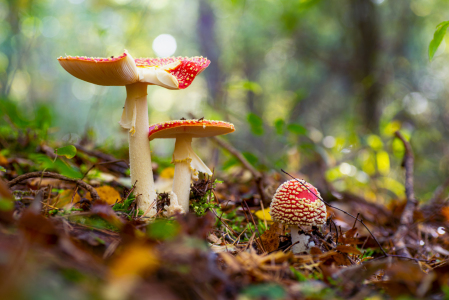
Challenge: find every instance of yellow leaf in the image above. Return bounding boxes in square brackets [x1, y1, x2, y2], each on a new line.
[53, 190, 81, 208]
[86, 186, 121, 205]
[109, 243, 159, 279]
[0, 154, 8, 166]
[159, 167, 175, 179]
[255, 207, 272, 222]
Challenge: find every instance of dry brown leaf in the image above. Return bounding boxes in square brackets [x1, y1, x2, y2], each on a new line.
[310, 247, 323, 255]
[345, 227, 358, 238]
[441, 206, 449, 221]
[218, 252, 242, 273]
[336, 245, 362, 255]
[259, 222, 285, 253]
[333, 253, 351, 265]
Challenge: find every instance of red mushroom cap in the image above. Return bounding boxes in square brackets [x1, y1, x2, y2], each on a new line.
[148, 119, 234, 141]
[135, 56, 210, 89]
[270, 179, 327, 226]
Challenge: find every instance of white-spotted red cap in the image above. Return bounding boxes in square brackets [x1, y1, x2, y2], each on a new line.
[148, 119, 234, 141]
[58, 51, 210, 89]
[270, 179, 327, 226]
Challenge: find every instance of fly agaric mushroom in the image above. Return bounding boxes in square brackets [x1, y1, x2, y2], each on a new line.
[58, 51, 210, 217]
[270, 179, 327, 253]
[148, 119, 235, 213]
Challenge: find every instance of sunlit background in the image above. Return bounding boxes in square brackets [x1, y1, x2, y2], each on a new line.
[1, 0, 449, 204]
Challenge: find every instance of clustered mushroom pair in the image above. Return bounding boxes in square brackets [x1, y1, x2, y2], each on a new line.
[58, 50, 234, 217]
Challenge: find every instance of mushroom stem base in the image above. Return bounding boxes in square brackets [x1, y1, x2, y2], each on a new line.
[290, 225, 315, 254]
[172, 161, 191, 213]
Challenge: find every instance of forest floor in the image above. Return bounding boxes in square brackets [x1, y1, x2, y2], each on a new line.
[0, 127, 449, 300]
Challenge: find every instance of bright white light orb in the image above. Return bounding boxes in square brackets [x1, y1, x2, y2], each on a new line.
[323, 136, 336, 148]
[152, 34, 177, 57]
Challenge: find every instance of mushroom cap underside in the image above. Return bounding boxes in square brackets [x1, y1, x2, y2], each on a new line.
[148, 119, 235, 140]
[58, 52, 139, 86]
[58, 51, 210, 89]
[269, 179, 327, 226]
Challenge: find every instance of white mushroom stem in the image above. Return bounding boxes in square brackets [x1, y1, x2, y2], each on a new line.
[120, 82, 156, 217]
[290, 225, 315, 254]
[163, 191, 185, 217]
[172, 135, 212, 213]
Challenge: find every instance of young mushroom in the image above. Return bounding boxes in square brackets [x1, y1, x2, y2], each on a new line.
[270, 179, 327, 254]
[148, 119, 235, 213]
[58, 51, 210, 217]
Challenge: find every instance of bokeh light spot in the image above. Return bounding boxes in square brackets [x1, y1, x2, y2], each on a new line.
[323, 136, 336, 148]
[152, 34, 177, 57]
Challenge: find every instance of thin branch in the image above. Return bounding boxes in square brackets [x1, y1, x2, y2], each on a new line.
[392, 131, 417, 258]
[242, 200, 266, 253]
[8, 171, 100, 201]
[211, 136, 267, 204]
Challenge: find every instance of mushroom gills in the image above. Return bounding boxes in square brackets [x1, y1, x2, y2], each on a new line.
[138, 67, 179, 90]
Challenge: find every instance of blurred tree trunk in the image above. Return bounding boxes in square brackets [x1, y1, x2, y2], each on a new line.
[197, 0, 224, 109]
[350, 0, 381, 132]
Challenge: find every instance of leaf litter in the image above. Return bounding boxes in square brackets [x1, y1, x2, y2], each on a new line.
[0, 131, 448, 299]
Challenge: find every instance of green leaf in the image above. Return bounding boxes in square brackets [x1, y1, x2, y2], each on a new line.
[147, 219, 180, 240]
[274, 118, 285, 135]
[247, 113, 264, 135]
[287, 123, 307, 135]
[0, 198, 13, 211]
[55, 145, 77, 159]
[0, 166, 5, 172]
[242, 152, 258, 166]
[243, 284, 286, 300]
[242, 81, 262, 95]
[429, 21, 449, 61]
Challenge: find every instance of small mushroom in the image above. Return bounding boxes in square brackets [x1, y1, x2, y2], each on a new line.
[270, 179, 327, 253]
[148, 119, 235, 213]
[58, 51, 210, 217]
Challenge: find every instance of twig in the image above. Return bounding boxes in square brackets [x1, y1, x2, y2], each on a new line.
[210, 136, 267, 204]
[8, 171, 100, 201]
[392, 131, 417, 258]
[242, 200, 266, 253]
[330, 217, 339, 245]
[70, 159, 126, 203]
[281, 169, 389, 257]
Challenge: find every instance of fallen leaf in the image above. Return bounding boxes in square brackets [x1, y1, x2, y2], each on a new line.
[159, 167, 175, 179]
[109, 243, 159, 279]
[336, 245, 362, 255]
[0, 153, 8, 166]
[255, 207, 272, 222]
[86, 186, 121, 205]
[53, 190, 81, 208]
[441, 206, 449, 221]
[259, 222, 285, 252]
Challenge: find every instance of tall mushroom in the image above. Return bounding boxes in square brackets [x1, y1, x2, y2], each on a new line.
[58, 51, 210, 217]
[270, 179, 327, 253]
[148, 119, 235, 213]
